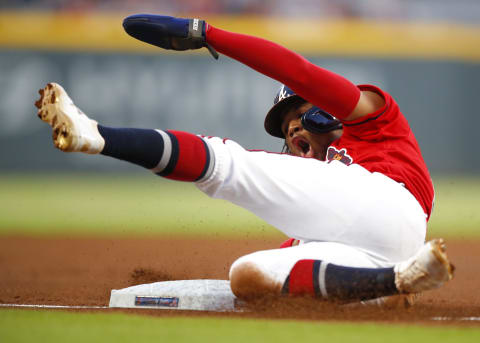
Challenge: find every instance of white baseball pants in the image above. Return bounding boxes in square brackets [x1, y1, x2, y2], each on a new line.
[195, 137, 427, 285]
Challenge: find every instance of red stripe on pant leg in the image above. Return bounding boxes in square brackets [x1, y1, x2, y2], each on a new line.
[166, 131, 207, 182]
[288, 259, 316, 296]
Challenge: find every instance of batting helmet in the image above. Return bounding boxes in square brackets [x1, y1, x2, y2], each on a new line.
[264, 85, 342, 138]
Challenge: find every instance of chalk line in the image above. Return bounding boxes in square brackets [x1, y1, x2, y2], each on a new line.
[431, 316, 480, 321]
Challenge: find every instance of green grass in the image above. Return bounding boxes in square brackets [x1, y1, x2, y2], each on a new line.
[1, 309, 479, 343]
[0, 173, 276, 237]
[0, 173, 478, 238]
[427, 176, 480, 239]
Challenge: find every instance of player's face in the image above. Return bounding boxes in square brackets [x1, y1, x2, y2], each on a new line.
[281, 102, 342, 160]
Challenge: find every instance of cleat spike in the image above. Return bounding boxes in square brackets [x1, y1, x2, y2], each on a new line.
[35, 82, 104, 153]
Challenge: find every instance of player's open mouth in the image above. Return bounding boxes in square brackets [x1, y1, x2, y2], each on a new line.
[292, 136, 314, 158]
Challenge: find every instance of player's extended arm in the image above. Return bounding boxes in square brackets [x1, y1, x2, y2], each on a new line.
[206, 26, 383, 121]
[122, 14, 383, 120]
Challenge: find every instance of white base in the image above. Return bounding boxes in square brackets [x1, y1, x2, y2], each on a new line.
[109, 279, 242, 312]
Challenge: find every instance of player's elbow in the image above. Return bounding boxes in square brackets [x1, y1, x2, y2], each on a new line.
[229, 260, 281, 300]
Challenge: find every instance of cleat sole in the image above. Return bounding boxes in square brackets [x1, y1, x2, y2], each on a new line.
[35, 82, 104, 154]
[35, 83, 75, 151]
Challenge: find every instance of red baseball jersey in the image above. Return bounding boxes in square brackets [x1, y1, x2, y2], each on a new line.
[326, 85, 434, 219]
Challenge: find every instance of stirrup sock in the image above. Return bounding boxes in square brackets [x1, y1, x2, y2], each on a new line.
[98, 126, 214, 182]
[283, 259, 398, 301]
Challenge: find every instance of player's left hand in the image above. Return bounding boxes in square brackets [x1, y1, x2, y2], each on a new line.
[123, 14, 219, 59]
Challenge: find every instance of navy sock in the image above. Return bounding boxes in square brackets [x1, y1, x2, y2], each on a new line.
[324, 264, 397, 301]
[98, 125, 163, 169]
[284, 259, 398, 302]
[97, 125, 214, 182]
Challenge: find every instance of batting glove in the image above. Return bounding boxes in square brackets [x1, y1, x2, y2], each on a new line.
[123, 14, 219, 60]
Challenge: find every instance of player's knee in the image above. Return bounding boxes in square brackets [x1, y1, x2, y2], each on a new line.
[229, 259, 281, 300]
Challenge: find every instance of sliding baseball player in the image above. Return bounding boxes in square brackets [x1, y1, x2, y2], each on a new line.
[35, 14, 454, 306]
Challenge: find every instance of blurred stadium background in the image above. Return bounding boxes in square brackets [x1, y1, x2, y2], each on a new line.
[0, 0, 479, 236]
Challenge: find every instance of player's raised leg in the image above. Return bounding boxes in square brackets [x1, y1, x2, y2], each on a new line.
[35, 83, 214, 182]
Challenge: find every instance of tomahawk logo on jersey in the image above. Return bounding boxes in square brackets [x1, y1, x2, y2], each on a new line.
[326, 147, 353, 165]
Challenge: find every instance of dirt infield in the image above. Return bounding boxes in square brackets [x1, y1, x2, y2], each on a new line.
[1, 236, 479, 324]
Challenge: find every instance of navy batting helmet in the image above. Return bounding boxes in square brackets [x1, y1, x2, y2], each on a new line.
[264, 85, 342, 138]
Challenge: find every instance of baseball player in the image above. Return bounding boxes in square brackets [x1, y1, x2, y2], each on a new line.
[35, 14, 454, 306]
